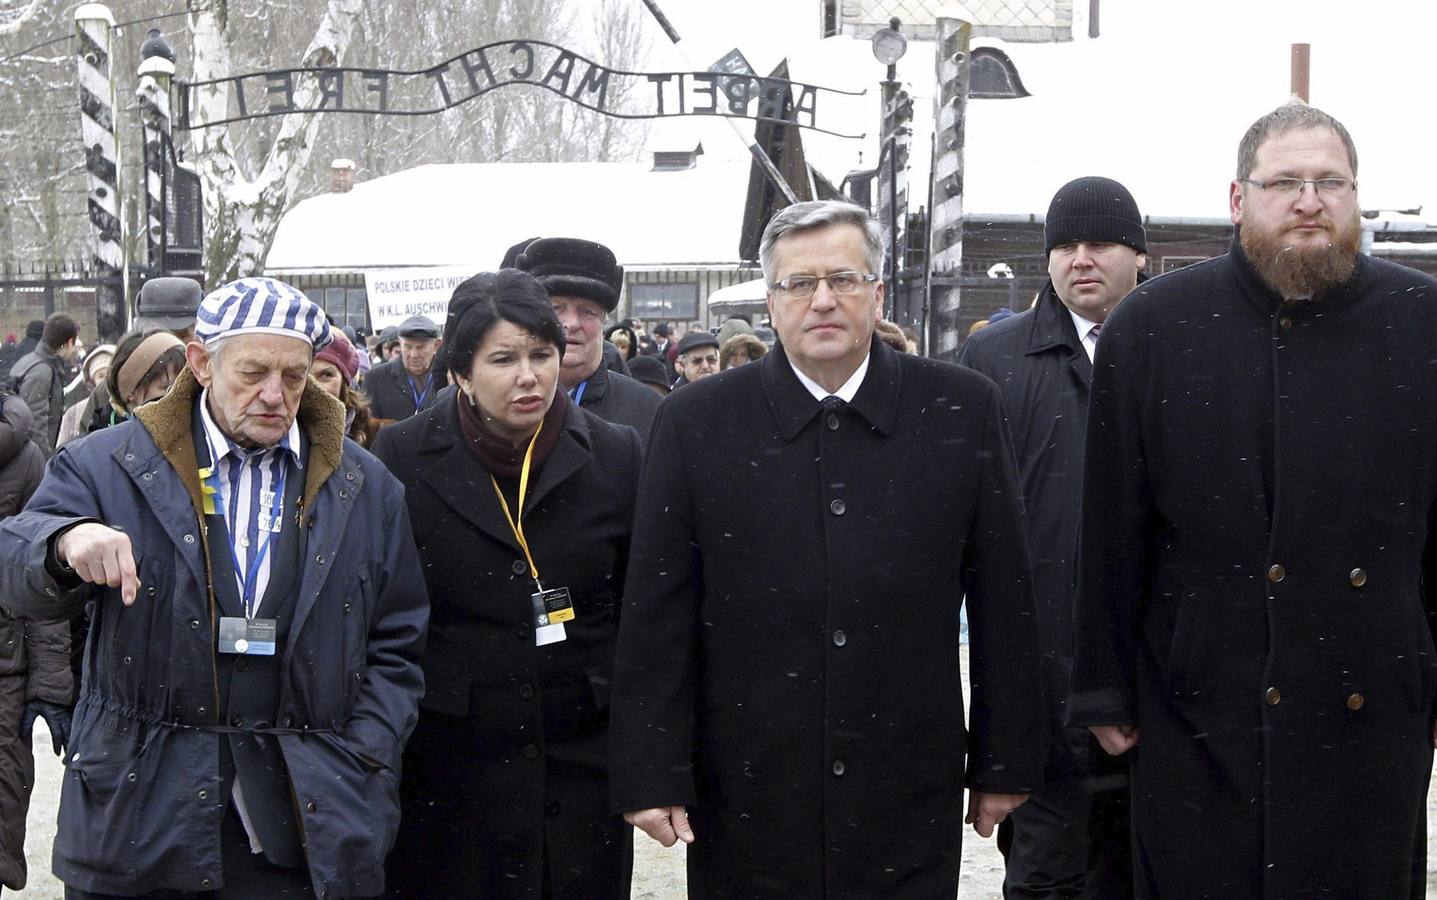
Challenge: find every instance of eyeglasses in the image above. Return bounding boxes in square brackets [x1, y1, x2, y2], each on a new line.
[1241, 177, 1355, 196]
[772, 271, 879, 299]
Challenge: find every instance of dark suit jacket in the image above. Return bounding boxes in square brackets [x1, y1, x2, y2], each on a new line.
[575, 364, 661, 446]
[609, 337, 1043, 898]
[373, 392, 641, 899]
[364, 357, 443, 421]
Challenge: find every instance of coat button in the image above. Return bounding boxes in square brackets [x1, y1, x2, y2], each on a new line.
[122, 655, 133, 666]
[522, 744, 540, 759]
[546, 800, 561, 818]
[190, 619, 200, 629]
[512, 559, 528, 575]
[1267, 564, 1285, 583]
[231, 715, 243, 727]
[1349, 568, 1367, 588]
[183, 533, 195, 544]
[516, 623, 531, 639]
[201, 879, 211, 889]
[1278, 316, 1294, 330]
[826, 414, 840, 431]
[1265, 687, 1281, 706]
[1346, 692, 1365, 711]
[346, 472, 355, 481]
[832, 630, 847, 647]
[315, 554, 325, 565]
[235, 658, 249, 673]
[519, 683, 535, 700]
[127, 772, 137, 783]
[831, 760, 845, 776]
[197, 706, 207, 716]
[829, 499, 846, 516]
[197, 789, 208, 801]
[306, 801, 318, 813]
[283, 716, 294, 728]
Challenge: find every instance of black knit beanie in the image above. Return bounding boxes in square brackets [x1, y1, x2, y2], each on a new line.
[1044, 176, 1147, 255]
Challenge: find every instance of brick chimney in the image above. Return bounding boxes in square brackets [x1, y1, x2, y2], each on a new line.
[330, 158, 356, 193]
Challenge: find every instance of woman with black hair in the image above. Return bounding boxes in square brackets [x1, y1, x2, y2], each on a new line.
[375, 269, 640, 899]
[86, 328, 185, 431]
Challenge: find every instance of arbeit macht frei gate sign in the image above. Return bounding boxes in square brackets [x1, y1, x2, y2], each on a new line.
[177, 39, 866, 138]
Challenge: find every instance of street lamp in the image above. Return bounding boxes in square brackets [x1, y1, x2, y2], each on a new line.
[871, 18, 908, 318]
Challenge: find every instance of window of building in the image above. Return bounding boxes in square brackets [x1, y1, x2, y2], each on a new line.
[631, 282, 699, 320]
[1161, 256, 1205, 273]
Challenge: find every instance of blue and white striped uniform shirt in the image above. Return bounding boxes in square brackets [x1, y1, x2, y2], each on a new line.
[198, 389, 302, 619]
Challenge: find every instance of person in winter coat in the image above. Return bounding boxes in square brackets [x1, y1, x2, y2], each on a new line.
[1068, 102, 1437, 899]
[0, 278, 428, 899]
[310, 331, 387, 448]
[11, 312, 79, 457]
[610, 200, 1043, 898]
[514, 238, 661, 444]
[0, 391, 68, 896]
[75, 329, 187, 436]
[959, 176, 1147, 899]
[56, 343, 115, 448]
[365, 315, 445, 421]
[376, 270, 640, 899]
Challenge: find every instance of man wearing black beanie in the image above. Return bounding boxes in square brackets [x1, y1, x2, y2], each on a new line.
[958, 175, 1146, 900]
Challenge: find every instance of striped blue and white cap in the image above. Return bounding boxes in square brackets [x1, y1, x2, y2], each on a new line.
[195, 277, 333, 350]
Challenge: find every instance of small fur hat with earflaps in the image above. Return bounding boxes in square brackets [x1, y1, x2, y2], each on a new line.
[515, 237, 624, 313]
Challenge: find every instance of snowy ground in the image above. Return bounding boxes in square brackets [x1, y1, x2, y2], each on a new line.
[14, 648, 1437, 898]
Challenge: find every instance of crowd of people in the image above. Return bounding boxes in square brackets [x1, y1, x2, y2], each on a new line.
[0, 99, 1433, 900]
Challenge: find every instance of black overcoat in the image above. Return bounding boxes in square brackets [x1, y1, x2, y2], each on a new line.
[576, 363, 661, 446]
[1068, 241, 1437, 898]
[958, 284, 1094, 771]
[373, 392, 641, 899]
[364, 357, 444, 421]
[610, 338, 1044, 899]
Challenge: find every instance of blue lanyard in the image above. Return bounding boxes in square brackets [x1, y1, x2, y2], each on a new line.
[203, 441, 286, 619]
[570, 379, 588, 405]
[408, 372, 434, 409]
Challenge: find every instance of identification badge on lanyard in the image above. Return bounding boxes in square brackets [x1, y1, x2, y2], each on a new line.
[218, 616, 277, 655]
[532, 586, 574, 646]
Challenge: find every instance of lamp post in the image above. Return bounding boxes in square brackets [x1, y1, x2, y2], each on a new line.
[872, 18, 908, 317]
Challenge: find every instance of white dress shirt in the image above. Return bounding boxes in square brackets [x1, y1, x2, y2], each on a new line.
[791, 352, 871, 403]
[1069, 309, 1103, 363]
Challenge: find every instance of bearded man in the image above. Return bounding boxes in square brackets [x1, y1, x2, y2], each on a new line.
[1068, 101, 1437, 898]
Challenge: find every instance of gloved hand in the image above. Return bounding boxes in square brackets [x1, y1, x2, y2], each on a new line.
[20, 701, 73, 757]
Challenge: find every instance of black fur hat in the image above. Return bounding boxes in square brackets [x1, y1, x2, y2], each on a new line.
[516, 237, 624, 312]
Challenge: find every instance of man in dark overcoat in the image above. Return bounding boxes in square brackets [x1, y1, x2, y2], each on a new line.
[514, 237, 661, 443]
[610, 200, 1044, 898]
[959, 176, 1146, 899]
[0, 278, 428, 898]
[365, 314, 444, 421]
[1068, 101, 1437, 898]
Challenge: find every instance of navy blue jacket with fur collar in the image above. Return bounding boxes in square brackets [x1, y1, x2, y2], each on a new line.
[0, 367, 428, 899]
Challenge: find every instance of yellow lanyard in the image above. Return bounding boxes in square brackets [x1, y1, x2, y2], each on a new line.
[491, 420, 543, 587]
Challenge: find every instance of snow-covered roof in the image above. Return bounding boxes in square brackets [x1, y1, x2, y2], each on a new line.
[266, 159, 755, 272]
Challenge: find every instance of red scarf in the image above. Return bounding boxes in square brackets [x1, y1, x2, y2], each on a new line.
[455, 387, 567, 480]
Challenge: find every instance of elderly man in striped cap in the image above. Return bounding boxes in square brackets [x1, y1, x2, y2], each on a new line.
[0, 277, 428, 899]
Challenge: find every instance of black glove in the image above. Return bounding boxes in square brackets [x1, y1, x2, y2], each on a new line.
[20, 701, 73, 757]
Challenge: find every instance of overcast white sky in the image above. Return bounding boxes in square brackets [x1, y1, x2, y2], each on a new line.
[623, 0, 1437, 220]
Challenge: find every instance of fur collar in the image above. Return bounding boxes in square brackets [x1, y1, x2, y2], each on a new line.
[133, 366, 348, 519]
